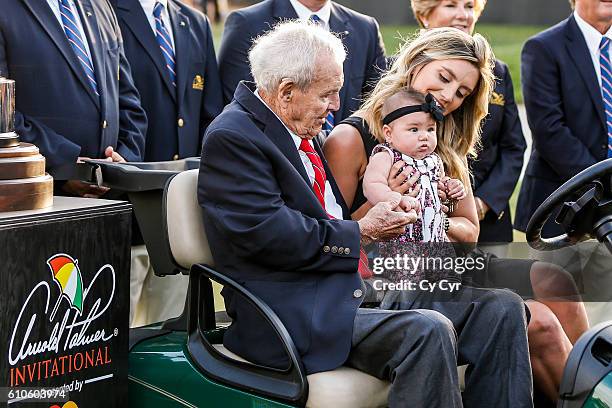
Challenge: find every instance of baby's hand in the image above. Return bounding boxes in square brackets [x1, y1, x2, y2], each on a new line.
[446, 178, 466, 201]
[398, 195, 421, 215]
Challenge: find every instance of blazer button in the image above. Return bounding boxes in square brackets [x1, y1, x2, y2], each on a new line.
[353, 289, 363, 298]
[344, 248, 350, 255]
[338, 246, 344, 254]
[178, 118, 184, 127]
[603, 144, 608, 150]
[173, 154, 179, 160]
[101, 120, 108, 129]
[323, 245, 330, 253]
[331, 246, 338, 253]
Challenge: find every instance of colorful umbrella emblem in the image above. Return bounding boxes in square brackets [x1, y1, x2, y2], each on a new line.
[47, 254, 84, 321]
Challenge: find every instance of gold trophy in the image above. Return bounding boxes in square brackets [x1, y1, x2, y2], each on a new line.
[0, 77, 53, 211]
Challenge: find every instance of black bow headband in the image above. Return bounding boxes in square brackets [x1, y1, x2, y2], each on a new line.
[382, 93, 445, 126]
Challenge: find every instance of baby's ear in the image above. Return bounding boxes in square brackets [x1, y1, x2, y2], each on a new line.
[382, 124, 392, 142]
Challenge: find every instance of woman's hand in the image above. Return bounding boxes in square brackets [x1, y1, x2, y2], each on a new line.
[446, 178, 466, 200]
[388, 160, 420, 197]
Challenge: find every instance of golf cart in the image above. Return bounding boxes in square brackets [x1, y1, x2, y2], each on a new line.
[78, 157, 612, 407]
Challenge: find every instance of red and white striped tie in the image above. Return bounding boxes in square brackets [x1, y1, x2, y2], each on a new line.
[299, 139, 372, 278]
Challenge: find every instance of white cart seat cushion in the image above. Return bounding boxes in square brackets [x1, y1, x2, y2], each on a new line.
[213, 344, 390, 408]
[165, 169, 214, 268]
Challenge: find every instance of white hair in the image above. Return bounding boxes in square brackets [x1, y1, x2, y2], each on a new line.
[248, 20, 346, 93]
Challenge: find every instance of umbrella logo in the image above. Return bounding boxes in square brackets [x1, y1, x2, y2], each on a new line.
[47, 254, 84, 321]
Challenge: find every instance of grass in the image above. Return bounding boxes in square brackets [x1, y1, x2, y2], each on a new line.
[212, 23, 544, 103]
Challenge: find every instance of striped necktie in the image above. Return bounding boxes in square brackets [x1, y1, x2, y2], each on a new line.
[58, 0, 98, 95]
[600, 37, 612, 158]
[309, 14, 335, 134]
[299, 138, 372, 278]
[153, 2, 176, 87]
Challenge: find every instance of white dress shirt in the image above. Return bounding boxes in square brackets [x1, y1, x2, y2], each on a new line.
[254, 90, 344, 219]
[289, 0, 332, 30]
[47, 0, 94, 63]
[574, 11, 612, 88]
[139, 0, 175, 50]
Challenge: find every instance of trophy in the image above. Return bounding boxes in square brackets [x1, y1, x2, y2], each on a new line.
[0, 77, 53, 211]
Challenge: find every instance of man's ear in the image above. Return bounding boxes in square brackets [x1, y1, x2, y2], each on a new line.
[278, 78, 295, 103]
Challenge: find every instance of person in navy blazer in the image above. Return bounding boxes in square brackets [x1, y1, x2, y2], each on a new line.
[515, 2, 612, 237]
[217, 0, 387, 121]
[113, 0, 223, 161]
[0, 0, 146, 194]
[199, 22, 462, 406]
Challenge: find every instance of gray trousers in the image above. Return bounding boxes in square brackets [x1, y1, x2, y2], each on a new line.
[347, 308, 462, 408]
[381, 286, 533, 408]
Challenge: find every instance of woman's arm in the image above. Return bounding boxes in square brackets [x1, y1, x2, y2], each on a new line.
[447, 185, 480, 242]
[323, 124, 368, 217]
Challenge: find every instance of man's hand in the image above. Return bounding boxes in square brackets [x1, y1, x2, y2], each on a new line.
[357, 200, 417, 246]
[61, 180, 109, 198]
[104, 146, 126, 162]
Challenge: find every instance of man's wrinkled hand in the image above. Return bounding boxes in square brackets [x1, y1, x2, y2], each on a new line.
[357, 200, 417, 246]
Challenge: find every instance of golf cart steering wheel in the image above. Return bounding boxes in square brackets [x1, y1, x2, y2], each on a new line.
[526, 158, 612, 252]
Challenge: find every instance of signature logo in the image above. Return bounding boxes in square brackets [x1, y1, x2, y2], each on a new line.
[8, 253, 116, 367]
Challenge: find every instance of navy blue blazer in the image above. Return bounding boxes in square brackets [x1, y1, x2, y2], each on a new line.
[216, 0, 386, 121]
[0, 0, 147, 170]
[113, 0, 223, 161]
[198, 82, 363, 375]
[470, 60, 526, 243]
[515, 15, 609, 237]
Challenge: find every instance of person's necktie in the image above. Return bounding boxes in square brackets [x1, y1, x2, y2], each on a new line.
[58, 0, 98, 95]
[600, 37, 612, 158]
[309, 14, 335, 134]
[153, 2, 177, 87]
[299, 138, 372, 278]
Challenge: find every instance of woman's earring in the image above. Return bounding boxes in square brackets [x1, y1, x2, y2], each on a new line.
[423, 21, 429, 28]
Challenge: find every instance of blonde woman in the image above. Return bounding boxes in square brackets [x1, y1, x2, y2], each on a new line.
[324, 27, 584, 406]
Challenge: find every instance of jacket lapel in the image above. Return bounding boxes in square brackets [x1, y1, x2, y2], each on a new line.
[21, 0, 100, 108]
[234, 82, 310, 187]
[565, 15, 606, 126]
[272, 0, 298, 22]
[168, 0, 189, 106]
[115, 0, 176, 101]
[329, 4, 352, 121]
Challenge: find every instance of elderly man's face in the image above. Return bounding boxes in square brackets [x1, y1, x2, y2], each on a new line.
[283, 60, 343, 139]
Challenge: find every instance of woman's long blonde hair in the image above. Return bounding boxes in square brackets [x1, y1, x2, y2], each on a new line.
[360, 27, 495, 185]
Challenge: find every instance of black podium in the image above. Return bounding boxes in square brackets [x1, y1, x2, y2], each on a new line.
[0, 197, 131, 407]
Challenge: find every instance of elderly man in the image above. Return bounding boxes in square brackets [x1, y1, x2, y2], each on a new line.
[198, 22, 461, 407]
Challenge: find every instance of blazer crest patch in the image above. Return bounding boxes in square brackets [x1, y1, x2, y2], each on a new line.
[490, 91, 505, 106]
[192, 74, 204, 91]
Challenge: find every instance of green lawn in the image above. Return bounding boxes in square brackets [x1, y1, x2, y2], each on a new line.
[213, 23, 544, 103]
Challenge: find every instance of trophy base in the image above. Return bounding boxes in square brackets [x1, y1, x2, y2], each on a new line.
[0, 131, 19, 148]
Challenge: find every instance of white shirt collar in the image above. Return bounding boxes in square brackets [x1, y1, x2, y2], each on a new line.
[289, 0, 332, 28]
[574, 11, 612, 54]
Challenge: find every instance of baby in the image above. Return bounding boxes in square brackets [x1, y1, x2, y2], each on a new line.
[363, 88, 465, 283]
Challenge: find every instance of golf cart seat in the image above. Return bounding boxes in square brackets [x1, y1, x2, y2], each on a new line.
[164, 169, 391, 408]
